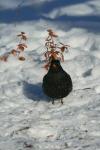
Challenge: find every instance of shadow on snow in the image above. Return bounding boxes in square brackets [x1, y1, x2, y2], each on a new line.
[23, 81, 49, 102]
[0, 0, 100, 33]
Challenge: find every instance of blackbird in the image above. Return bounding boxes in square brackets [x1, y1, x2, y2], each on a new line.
[42, 60, 73, 104]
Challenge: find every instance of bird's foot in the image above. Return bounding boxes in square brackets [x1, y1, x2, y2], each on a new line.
[52, 99, 55, 104]
[60, 98, 63, 104]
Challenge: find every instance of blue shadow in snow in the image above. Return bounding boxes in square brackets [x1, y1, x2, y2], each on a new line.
[0, 0, 92, 23]
[0, 0, 100, 32]
[45, 15, 100, 33]
[23, 81, 49, 102]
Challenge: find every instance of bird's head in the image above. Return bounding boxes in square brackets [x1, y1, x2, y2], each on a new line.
[49, 59, 62, 72]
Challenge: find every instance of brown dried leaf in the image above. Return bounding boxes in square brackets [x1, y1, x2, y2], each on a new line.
[47, 29, 58, 37]
[19, 56, 25, 61]
[21, 35, 27, 40]
[17, 43, 27, 51]
[0, 55, 8, 62]
[60, 46, 65, 52]
[11, 49, 17, 56]
[21, 32, 25, 34]
[60, 53, 64, 62]
[44, 63, 50, 70]
[17, 32, 27, 40]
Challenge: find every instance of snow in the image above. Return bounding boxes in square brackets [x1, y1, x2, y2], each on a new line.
[0, 1, 100, 149]
[43, 0, 100, 19]
[0, 0, 53, 10]
[44, 4, 94, 18]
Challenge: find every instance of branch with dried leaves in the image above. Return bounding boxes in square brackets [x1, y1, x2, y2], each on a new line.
[0, 32, 27, 62]
[44, 29, 70, 70]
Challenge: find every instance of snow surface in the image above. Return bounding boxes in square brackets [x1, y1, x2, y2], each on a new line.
[0, 17, 100, 150]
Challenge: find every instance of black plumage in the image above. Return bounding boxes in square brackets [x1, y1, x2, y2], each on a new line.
[42, 60, 73, 104]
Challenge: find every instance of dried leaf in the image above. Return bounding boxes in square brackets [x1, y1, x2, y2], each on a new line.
[17, 43, 27, 51]
[60, 53, 64, 62]
[19, 56, 25, 61]
[21, 43, 27, 48]
[0, 55, 8, 62]
[47, 29, 58, 37]
[21, 35, 27, 40]
[17, 32, 27, 40]
[59, 42, 70, 47]
[44, 63, 50, 70]
[11, 49, 17, 56]
[60, 46, 65, 52]
[21, 32, 25, 34]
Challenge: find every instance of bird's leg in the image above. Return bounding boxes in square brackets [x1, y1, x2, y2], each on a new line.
[52, 99, 55, 104]
[60, 98, 63, 104]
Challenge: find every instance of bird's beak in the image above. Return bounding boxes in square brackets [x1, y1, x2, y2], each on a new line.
[52, 64, 57, 68]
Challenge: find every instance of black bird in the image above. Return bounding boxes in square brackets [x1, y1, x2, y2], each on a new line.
[42, 60, 73, 104]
